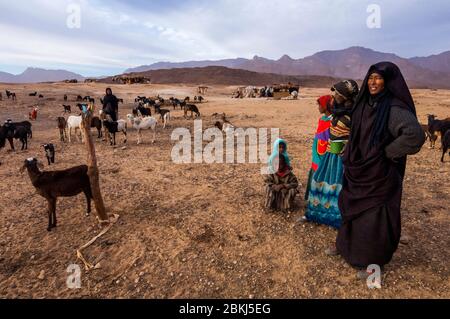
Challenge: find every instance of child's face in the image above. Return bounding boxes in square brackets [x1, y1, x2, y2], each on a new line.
[279, 142, 286, 153]
[278, 154, 286, 170]
[318, 102, 327, 114]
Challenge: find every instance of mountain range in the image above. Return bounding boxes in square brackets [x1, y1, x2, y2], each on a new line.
[125, 47, 450, 88]
[0, 67, 85, 83]
[2, 47, 450, 88]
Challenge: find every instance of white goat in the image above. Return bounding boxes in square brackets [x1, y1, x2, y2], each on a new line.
[126, 114, 158, 144]
[67, 115, 83, 143]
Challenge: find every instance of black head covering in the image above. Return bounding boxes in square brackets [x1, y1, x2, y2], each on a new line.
[331, 79, 360, 101]
[330, 79, 359, 119]
[355, 61, 417, 146]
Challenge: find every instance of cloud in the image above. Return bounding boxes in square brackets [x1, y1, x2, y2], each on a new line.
[0, 0, 449, 76]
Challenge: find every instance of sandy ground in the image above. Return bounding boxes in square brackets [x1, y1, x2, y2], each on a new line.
[0, 83, 448, 299]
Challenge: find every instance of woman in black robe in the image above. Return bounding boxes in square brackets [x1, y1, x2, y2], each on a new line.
[102, 88, 119, 121]
[334, 62, 426, 278]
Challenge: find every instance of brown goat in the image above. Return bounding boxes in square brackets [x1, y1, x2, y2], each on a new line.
[22, 158, 92, 231]
[91, 116, 103, 139]
[57, 117, 67, 142]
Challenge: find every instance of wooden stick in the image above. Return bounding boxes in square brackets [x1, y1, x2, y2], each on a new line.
[80, 105, 108, 222]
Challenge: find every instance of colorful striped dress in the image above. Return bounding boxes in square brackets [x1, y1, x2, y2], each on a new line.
[305, 114, 351, 229]
[305, 115, 332, 200]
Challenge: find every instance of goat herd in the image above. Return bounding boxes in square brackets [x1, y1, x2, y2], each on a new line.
[0, 90, 207, 231]
[1, 88, 449, 232]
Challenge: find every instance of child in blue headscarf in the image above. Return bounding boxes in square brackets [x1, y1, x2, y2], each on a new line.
[264, 139, 299, 212]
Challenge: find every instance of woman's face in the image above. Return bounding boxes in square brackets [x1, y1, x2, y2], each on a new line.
[368, 72, 385, 95]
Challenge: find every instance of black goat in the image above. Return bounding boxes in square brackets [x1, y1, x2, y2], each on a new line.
[21, 158, 92, 231]
[184, 104, 201, 119]
[4, 125, 28, 150]
[76, 95, 83, 102]
[102, 120, 127, 146]
[6, 121, 33, 139]
[441, 131, 450, 163]
[16, 126, 29, 150]
[63, 104, 71, 113]
[39, 94, 44, 99]
[3, 121, 32, 150]
[428, 115, 450, 148]
[170, 97, 181, 110]
[29, 92, 37, 96]
[134, 104, 152, 117]
[64, 94, 68, 102]
[42, 144, 55, 165]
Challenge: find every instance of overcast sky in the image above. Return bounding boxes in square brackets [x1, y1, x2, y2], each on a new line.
[0, 0, 449, 76]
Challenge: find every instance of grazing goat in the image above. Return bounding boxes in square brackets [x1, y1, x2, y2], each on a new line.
[76, 95, 83, 102]
[442, 131, 450, 163]
[67, 115, 83, 143]
[29, 106, 39, 121]
[7, 120, 32, 139]
[29, 92, 37, 97]
[42, 144, 55, 165]
[21, 158, 92, 231]
[57, 117, 67, 142]
[184, 104, 201, 119]
[6, 90, 16, 100]
[12, 126, 29, 150]
[134, 104, 152, 117]
[63, 104, 72, 113]
[155, 106, 171, 129]
[39, 94, 44, 99]
[5, 119, 33, 142]
[64, 94, 68, 102]
[428, 115, 450, 148]
[126, 114, 157, 144]
[170, 97, 181, 110]
[103, 119, 127, 146]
